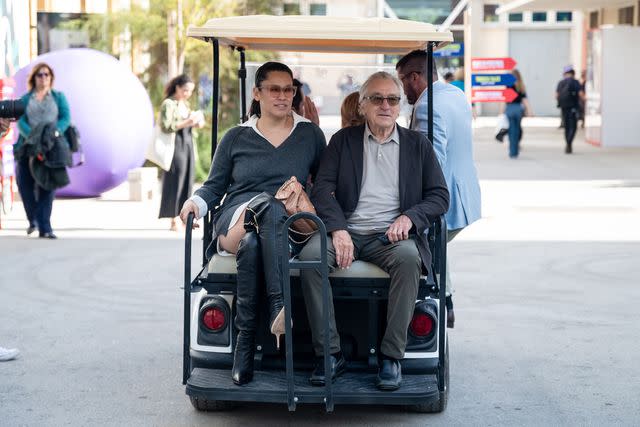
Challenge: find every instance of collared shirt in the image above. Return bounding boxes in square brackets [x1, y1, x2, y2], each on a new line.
[26, 91, 58, 129]
[347, 123, 401, 234]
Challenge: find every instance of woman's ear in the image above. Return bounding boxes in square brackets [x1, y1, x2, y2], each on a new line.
[252, 86, 260, 100]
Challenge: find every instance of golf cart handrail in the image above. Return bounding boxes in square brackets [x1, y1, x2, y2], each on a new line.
[186, 15, 453, 54]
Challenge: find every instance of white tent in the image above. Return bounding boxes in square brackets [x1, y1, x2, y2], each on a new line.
[187, 15, 452, 54]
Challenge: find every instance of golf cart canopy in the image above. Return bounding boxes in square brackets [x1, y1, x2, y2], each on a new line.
[186, 15, 453, 54]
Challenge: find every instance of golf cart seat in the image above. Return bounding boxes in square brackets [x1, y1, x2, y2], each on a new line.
[207, 253, 435, 283]
[208, 254, 389, 278]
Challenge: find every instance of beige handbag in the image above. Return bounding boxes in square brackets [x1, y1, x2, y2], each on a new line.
[275, 176, 318, 243]
[145, 124, 176, 171]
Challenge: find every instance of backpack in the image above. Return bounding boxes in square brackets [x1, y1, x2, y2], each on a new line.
[557, 79, 578, 109]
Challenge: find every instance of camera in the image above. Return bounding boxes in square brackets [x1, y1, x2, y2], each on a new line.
[0, 99, 25, 119]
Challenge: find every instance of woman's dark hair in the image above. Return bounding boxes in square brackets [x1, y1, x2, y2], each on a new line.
[248, 62, 294, 117]
[292, 78, 304, 114]
[27, 63, 54, 91]
[164, 74, 193, 99]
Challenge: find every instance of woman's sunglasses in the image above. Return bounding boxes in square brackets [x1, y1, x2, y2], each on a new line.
[36, 72, 51, 78]
[258, 84, 297, 97]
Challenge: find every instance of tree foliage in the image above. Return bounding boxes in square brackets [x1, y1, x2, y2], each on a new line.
[66, 0, 280, 179]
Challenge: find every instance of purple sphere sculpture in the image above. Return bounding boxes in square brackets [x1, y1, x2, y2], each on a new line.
[14, 48, 153, 197]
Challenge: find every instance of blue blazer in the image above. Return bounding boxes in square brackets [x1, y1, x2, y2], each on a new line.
[412, 81, 481, 230]
[15, 89, 71, 152]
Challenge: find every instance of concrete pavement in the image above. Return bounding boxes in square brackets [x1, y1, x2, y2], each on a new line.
[1, 120, 639, 426]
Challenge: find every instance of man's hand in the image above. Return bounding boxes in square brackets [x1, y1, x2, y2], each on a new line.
[332, 229, 354, 269]
[0, 118, 10, 136]
[179, 199, 201, 228]
[385, 214, 413, 244]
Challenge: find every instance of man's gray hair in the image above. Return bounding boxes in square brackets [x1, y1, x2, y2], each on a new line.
[358, 71, 404, 103]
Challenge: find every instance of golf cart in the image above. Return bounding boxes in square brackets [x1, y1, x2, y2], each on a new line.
[182, 15, 453, 413]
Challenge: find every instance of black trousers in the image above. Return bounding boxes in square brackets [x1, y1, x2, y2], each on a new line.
[16, 157, 55, 234]
[562, 107, 578, 147]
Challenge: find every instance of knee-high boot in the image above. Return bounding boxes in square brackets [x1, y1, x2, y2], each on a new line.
[231, 231, 262, 385]
[245, 193, 290, 348]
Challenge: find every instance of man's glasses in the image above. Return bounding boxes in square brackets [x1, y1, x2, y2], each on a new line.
[258, 84, 297, 97]
[36, 72, 51, 78]
[363, 95, 402, 106]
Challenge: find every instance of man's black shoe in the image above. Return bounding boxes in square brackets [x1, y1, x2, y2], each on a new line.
[39, 232, 57, 239]
[376, 358, 402, 391]
[447, 308, 455, 329]
[445, 295, 455, 328]
[309, 353, 346, 386]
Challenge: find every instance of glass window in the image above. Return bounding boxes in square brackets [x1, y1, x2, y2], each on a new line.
[484, 4, 499, 23]
[589, 11, 599, 29]
[309, 3, 327, 16]
[556, 12, 572, 22]
[532, 12, 547, 22]
[283, 3, 300, 15]
[619, 6, 633, 24]
[509, 13, 523, 22]
[386, 0, 452, 25]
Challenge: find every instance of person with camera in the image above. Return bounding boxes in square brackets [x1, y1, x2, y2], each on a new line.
[15, 62, 70, 239]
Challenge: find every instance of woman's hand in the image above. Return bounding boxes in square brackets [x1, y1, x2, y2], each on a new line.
[190, 111, 206, 128]
[275, 176, 304, 216]
[179, 200, 200, 228]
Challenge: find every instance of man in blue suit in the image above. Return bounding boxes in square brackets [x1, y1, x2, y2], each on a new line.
[396, 50, 482, 328]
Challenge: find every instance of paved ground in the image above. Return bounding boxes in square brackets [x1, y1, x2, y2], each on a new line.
[1, 119, 640, 426]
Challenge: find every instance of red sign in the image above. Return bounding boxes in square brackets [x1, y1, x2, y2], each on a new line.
[471, 57, 517, 72]
[471, 88, 518, 103]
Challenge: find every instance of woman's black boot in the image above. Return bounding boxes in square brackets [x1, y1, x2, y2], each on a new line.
[246, 193, 289, 348]
[231, 231, 262, 385]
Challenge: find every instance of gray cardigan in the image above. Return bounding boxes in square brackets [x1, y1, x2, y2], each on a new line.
[195, 120, 326, 220]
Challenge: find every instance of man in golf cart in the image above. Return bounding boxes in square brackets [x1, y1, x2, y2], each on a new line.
[299, 71, 449, 391]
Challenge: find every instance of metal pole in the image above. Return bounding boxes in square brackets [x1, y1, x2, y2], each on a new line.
[203, 38, 219, 264]
[282, 213, 331, 411]
[438, 216, 447, 391]
[183, 213, 194, 384]
[211, 38, 220, 161]
[238, 48, 247, 122]
[427, 42, 434, 144]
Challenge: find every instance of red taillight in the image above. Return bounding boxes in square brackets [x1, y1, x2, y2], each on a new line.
[410, 313, 434, 337]
[203, 307, 226, 331]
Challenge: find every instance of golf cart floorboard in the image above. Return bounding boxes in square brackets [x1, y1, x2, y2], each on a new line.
[186, 367, 440, 406]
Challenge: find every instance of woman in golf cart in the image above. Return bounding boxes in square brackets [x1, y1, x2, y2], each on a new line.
[179, 61, 326, 386]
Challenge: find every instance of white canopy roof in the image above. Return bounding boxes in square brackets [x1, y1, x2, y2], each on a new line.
[186, 15, 453, 54]
[497, 0, 633, 14]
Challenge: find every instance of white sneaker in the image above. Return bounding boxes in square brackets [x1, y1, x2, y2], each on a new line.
[0, 346, 20, 361]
